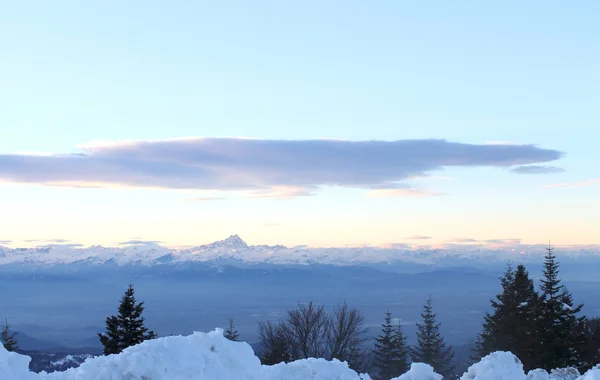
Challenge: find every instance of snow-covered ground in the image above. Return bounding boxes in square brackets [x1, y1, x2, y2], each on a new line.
[1, 329, 598, 380]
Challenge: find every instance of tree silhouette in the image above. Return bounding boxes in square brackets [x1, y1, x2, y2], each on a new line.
[98, 283, 156, 355]
[411, 295, 455, 377]
[224, 318, 239, 341]
[1, 319, 18, 352]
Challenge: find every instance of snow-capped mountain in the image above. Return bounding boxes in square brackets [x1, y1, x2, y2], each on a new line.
[0, 235, 599, 269]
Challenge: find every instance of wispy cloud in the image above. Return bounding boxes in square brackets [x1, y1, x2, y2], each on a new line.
[0, 240, 11, 245]
[484, 238, 521, 244]
[0, 137, 563, 197]
[184, 196, 227, 202]
[511, 165, 565, 174]
[24, 238, 70, 243]
[543, 179, 600, 188]
[245, 186, 317, 199]
[118, 240, 164, 245]
[446, 238, 480, 243]
[404, 235, 432, 240]
[365, 188, 441, 198]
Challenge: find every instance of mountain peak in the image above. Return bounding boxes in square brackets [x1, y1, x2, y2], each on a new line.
[215, 234, 248, 249]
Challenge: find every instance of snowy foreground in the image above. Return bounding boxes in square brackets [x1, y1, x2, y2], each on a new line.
[1, 329, 599, 380]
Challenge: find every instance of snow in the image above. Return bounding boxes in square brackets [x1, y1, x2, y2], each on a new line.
[578, 366, 600, 380]
[1, 235, 599, 268]
[1, 329, 599, 380]
[459, 351, 526, 380]
[391, 363, 442, 379]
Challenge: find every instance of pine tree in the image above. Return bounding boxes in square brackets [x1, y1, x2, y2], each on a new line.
[98, 283, 156, 355]
[581, 317, 600, 372]
[373, 311, 409, 380]
[475, 263, 516, 357]
[411, 296, 455, 378]
[475, 263, 538, 370]
[1, 319, 18, 352]
[224, 318, 239, 341]
[391, 319, 410, 376]
[535, 245, 587, 371]
[509, 264, 539, 370]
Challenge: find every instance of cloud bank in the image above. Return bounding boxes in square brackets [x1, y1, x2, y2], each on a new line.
[0, 137, 564, 196]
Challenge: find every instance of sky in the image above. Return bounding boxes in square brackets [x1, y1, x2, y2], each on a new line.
[0, 1, 598, 248]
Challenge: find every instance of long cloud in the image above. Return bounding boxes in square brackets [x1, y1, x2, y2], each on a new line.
[0, 137, 564, 196]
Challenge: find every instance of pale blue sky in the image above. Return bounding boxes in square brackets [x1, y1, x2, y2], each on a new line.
[0, 1, 598, 247]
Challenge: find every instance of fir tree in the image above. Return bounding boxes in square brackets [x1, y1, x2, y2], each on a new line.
[535, 245, 587, 371]
[581, 317, 600, 372]
[475, 263, 516, 357]
[509, 264, 539, 370]
[391, 319, 410, 376]
[475, 264, 538, 370]
[1, 319, 18, 352]
[411, 296, 455, 378]
[373, 311, 409, 380]
[98, 283, 156, 355]
[224, 318, 239, 341]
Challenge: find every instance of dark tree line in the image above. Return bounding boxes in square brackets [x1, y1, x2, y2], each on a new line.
[257, 297, 455, 380]
[474, 245, 595, 373]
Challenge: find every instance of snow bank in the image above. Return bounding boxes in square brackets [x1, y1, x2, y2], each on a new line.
[460, 351, 527, 380]
[1, 329, 369, 380]
[264, 358, 371, 380]
[2, 330, 599, 380]
[577, 365, 600, 380]
[0, 348, 37, 380]
[391, 363, 443, 380]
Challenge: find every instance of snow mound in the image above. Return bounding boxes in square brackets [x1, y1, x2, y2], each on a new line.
[578, 365, 600, 380]
[263, 358, 371, 379]
[527, 369, 552, 380]
[1, 329, 368, 380]
[460, 351, 526, 380]
[2, 330, 599, 380]
[0, 348, 37, 380]
[391, 363, 443, 380]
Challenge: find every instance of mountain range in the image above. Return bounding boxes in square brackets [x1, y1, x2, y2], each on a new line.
[2, 235, 600, 270]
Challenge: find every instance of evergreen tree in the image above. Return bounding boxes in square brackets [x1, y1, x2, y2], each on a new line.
[373, 311, 409, 380]
[509, 264, 539, 370]
[98, 283, 156, 355]
[581, 317, 600, 372]
[475, 263, 516, 357]
[1, 319, 18, 352]
[391, 320, 410, 376]
[224, 318, 239, 341]
[475, 264, 538, 370]
[535, 245, 587, 371]
[411, 296, 455, 378]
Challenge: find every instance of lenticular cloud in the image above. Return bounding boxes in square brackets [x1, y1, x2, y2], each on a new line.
[0, 137, 564, 194]
[1, 329, 599, 380]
